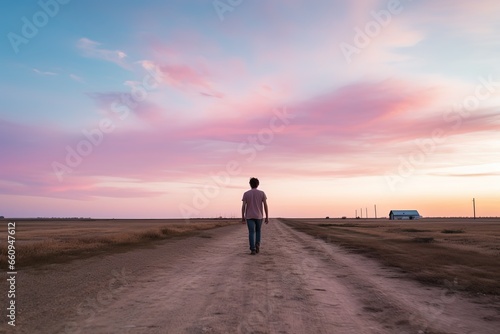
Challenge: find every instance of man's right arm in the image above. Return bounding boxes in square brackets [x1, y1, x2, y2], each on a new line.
[241, 200, 246, 223]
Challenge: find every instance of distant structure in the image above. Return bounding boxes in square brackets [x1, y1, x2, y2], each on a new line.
[389, 210, 421, 220]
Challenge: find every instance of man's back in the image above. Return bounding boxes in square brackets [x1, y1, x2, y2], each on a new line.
[242, 188, 267, 219]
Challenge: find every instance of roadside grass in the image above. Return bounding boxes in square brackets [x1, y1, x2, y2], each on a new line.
[442, 229, 464, 234]
[401, 228, 430, 233]
[282, 218, 500, 295]
[0, 220, 237, 267]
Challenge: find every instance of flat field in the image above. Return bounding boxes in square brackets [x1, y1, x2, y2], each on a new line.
[282, 217, 500, 295]
[0, 218, 238, 267]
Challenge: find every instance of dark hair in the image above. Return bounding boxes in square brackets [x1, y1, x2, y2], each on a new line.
[249, 177, 259, 189]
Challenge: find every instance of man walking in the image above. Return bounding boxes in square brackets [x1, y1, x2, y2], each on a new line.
[242, 177, 269, 255]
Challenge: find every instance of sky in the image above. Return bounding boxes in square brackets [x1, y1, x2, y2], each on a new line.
[1, 0, 499, 219]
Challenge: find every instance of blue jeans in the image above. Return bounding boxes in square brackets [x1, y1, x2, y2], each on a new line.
[246, 219, 263, 251]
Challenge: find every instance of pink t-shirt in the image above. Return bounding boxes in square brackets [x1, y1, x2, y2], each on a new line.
[242, 188, 267, 219]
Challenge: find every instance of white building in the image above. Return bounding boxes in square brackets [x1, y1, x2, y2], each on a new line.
[389, 210, 421, 220]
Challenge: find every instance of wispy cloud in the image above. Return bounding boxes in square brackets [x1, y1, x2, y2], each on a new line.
[69, 73, 85, 83]
[428, 163, 500, 178]
[87, 90, 169, 125]
[414, 0, 500, 36]
[77, 37, 129, 69]
[33, 68, 57, 76]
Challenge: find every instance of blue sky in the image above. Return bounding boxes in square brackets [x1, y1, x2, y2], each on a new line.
[1, 0, 499, 218]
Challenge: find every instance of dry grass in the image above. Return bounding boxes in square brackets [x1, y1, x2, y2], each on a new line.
[282, 218, 500, 295]
[0, 218, 238, 267]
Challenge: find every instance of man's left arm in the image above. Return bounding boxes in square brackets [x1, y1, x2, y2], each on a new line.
[263, 199, 269, 224]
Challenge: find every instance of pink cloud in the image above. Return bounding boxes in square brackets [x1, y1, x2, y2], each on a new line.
[136, 80, 497, 171]
[177, 79, 500, 178]
[48, 181, 166, 200]
[160, 64, 210, 89]
[139, 60, 224, 98]
[2, 77, 499, 200]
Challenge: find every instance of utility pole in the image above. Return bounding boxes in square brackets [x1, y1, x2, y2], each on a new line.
[355, 209, 357, 218]
[374, 205, 377, 219]
[365, 208, 368, 219]
[360, 208, 362, 218]
[473, 198, 476, 219]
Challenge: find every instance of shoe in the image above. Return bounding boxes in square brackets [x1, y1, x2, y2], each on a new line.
[250, 250, 256, 255]
[256, 243, 260, 254]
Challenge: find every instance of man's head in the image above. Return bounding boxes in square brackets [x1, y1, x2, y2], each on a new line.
[249, 177, 259, 189]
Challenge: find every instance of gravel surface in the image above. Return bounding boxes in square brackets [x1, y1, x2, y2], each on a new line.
[2, 219, 499, 333]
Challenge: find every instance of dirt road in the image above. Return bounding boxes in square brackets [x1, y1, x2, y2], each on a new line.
[9, 219, 500, 333]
